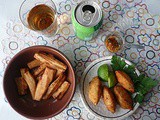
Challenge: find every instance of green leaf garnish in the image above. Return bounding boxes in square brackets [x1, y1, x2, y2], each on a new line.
[134, 94, 144, 104]
[111, 55, 159, 104]
[111, 55, 126, 71]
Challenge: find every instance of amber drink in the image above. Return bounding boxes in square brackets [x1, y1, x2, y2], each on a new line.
[19, 0, 58, 36]
[105, 32, 123, 53]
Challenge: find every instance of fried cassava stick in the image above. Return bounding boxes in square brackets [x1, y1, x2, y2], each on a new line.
[27, 59, 42, 69]
[33, 63, 47, 76]
[34, 67, 55, 101]
[15, 77, 28, 95]
[43, 73, 66, 99]
[52, 81, 70, 99]
[23, 71, 36, 99]
[34, 53, 67, 70]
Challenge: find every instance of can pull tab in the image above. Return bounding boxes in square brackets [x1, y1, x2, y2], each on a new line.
[82, 5, 95, 25]
[83, 11, 92, 21]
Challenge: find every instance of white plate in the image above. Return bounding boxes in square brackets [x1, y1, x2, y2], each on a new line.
[79, 56, 140, 120]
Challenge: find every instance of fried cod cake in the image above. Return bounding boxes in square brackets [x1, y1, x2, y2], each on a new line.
[114, 85, 133, 110]
[103, 86, 116, 113]
[115, 70, 134, 93]
[88, 76, 102, 105]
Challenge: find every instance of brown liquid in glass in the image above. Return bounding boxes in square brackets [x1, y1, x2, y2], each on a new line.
[27, 4, 55, 31]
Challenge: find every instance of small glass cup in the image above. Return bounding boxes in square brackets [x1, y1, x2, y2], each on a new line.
[19, 0, 58, 37]
[104, 31, 144, 53]
[104, 31, 124, 53]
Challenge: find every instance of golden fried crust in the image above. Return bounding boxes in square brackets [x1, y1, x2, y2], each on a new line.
[115, 70, 134, 93]
[34, 67, 54, 101]
[34, 53, 67, 70]
[103, 86, 116, 113]
[88, 76, 102, 105]
[52, 81, 70, 99]
[15, 77, 28, 95]
[114, 85, 133, 110]
[27, 59, 42, 69]
[43, 73, 66, 100]
[23, 71, 36, 99]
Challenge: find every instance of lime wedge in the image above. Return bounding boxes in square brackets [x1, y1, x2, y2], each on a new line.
[98, 64, 109, 82]
[108, 72, 117, 88]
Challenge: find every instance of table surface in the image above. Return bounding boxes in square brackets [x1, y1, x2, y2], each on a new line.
[0, 0, 160, 120]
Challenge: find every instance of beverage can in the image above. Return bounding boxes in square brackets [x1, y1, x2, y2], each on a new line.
[72, 0, 103, 41]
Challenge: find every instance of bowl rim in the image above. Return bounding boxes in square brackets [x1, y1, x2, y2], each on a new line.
[3, 45, 76, 119]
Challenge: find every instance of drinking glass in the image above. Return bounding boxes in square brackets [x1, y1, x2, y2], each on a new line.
[104, 31, 124, 53]
[19, 0, 58, 36]
[104, 31, 144, 53]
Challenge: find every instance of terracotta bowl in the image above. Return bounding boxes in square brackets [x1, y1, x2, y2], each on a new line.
[3, 46, 76, 119]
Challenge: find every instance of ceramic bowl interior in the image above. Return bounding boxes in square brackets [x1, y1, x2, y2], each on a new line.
[3, 46, 75, 119]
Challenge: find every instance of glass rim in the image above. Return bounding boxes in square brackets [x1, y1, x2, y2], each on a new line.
[19, 0, 57, 32]
[104, 31, 125, 53]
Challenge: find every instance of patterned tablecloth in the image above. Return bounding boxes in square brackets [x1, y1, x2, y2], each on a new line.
[0, 0, 160, 120]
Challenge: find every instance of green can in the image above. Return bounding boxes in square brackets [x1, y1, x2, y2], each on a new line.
[71, 0, 103, 41]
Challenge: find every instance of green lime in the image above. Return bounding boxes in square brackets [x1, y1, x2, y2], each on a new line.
[98, 64, 109, 82]
[108, 72, 117, 88]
